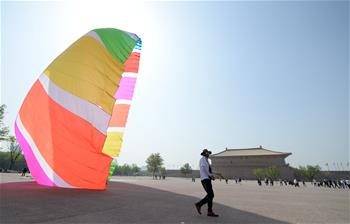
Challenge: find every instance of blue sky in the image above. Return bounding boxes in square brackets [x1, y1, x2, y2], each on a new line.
[1, 1, 349, 170]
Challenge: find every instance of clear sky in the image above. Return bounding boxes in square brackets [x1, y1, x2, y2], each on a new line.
[1, 1, 349, 170]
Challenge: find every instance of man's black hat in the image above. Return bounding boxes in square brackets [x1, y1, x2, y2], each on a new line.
[200, 149, 212, 156]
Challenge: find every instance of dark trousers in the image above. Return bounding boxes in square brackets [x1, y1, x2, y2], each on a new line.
[196, 179, 214, 212]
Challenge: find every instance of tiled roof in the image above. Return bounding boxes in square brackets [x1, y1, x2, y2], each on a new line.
[211, 147, 291, 157]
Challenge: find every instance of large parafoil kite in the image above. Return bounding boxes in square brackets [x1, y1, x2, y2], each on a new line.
[14, 28, 142, 190]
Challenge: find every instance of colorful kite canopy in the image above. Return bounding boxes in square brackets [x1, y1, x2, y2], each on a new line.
[14, 28, 142, 190]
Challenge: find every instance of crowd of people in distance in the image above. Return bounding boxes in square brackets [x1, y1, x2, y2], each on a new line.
[190, 175, 350, 189]
[218, 177, 243, 184]
[312, 179, 350, 189]
[154, 174, 166, 180]
[192, 176, 243, 184]
[255, 177, 350, 189]
[256, 178, 278, 186]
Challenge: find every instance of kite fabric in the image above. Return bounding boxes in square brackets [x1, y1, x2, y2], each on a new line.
[108, 160, 118, 181]
[14, 28, 142, 190]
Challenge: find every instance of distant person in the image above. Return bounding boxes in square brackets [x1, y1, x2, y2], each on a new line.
[334, 180, 339, 188]
[225, 178, 228, 184]
[21, 167, 28, 176]
[194, 149, 219, 217]
[294, 179, 300, 187]
[345, 179, 350, 188]
[265, 178, 269, 186]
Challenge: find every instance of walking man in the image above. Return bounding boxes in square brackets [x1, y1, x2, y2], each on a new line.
[195, 149, 219, 217]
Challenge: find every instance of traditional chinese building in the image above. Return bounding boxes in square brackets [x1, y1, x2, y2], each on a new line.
[210, 146, 294, 180]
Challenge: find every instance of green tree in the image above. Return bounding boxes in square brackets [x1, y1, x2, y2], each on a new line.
[180, 163, 192, 177]
[294, 166, 308, 180]
[0, 151, 27, 171]
[293, 167, 305, 180]
[305, 165, 321, 181]
[296, 165, 321, 181]
[131, 164, 141, 174]
[113, 163, 141, 176]
[0, 104, 9, 142]
[121, 164, 131, 175]
[300, 165, 321, 181]
[253, 168, 266, 179]
[7, 136, 22, 170]
[265, 165, 280, 180]
[146, 153, 163, 179]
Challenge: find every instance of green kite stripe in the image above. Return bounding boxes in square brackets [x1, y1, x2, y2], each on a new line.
[93, 28, 136, 64]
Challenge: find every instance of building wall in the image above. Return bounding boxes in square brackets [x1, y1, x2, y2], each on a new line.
[211, 156, 294, 180]
[165, 169, 200, 178]
[316, 171, 350, 180]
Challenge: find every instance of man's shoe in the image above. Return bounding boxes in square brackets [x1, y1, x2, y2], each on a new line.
[207, 212, 219, 217]
[194, 203, 202, 215]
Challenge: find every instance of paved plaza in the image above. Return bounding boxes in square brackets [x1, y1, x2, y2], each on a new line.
[0, 173, 349, 223]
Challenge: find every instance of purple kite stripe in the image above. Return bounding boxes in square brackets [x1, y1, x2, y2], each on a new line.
[14, 122, 56, 187]
[114, 77, 137, 100]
